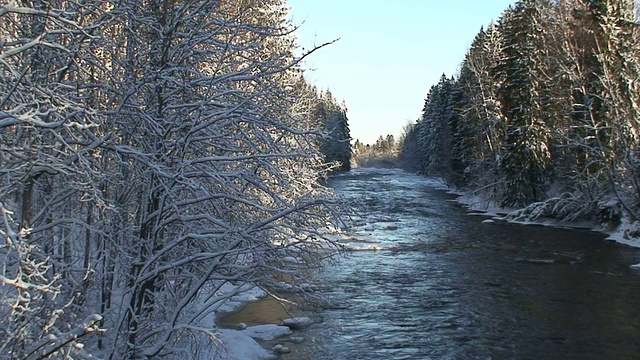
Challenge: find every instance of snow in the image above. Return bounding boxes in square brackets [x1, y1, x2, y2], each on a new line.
[282, 317, 313, 329]
[603, 217, 640, 249]
[207, 285, 301, 359]
[242, 324, 293, 341]
[455, 193, 512, 219]
[452, 184, 640, 250]
[216, 329, 277, 360]
[213, 322, 296, 359]
[211, 171, 640, 359]
[282, 256, 305, 264]
[214, 283, 267, 315]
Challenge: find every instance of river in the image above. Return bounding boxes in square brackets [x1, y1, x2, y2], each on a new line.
[222, 167, 640, 359]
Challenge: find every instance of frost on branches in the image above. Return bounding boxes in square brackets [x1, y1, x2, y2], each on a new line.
[0, 203, 103, 358]
[0, 0, 347, 358]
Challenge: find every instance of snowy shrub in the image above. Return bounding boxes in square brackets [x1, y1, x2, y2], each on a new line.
[507, 193, 596, 223]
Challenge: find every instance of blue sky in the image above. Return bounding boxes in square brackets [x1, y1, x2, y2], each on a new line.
[287, 0, 515, 145]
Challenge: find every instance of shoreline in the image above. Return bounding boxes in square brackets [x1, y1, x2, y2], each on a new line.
[450, 190, 640, 252]
[349, 166, 640, 252]
[212, 286, 316, 359]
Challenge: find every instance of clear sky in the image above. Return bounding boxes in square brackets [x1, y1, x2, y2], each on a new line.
[287, 0, 515, 145]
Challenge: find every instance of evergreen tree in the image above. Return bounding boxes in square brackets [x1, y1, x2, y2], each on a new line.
[584, 0, 640, 216]
[548, 0, 640, 218]
[317, 91, 352, 172]
[414, 75, 460, 183]
[402, 0, 640, 223]
[398, 122, 422, 172]
[456, 24, 506, 196]
[495, 0, 552, 207]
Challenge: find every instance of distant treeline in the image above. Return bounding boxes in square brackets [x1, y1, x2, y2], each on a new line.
[352, 135, 398, 168]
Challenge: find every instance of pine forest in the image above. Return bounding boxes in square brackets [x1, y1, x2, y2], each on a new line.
[399, 0, 640, 231]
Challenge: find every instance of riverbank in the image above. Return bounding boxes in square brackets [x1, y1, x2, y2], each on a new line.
[349, 165, 640, 251]
[451, 191, 640, 252]
[205, 284, 274, 359]
[211, 286, 313, 359]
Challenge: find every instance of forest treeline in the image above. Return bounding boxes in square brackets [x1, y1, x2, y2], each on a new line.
[352, 135, 398, 168]
[0, 0, 350, 358]
[399, 0, 640, 227]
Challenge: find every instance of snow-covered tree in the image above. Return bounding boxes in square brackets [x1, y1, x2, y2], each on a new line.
[455, 24, 506, 197]
[403, 0, 640, 224]
[398, 122, 422, 171]
[495, 0, 552, 207]
[538, 0, 640, 220]
[316, 90, 352, 172]
[0, 1, 111, 356]
[413, 74, 459, 183]
[1, 0, 347, 357]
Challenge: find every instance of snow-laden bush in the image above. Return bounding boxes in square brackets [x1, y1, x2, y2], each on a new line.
[506, 193, 596, 223]
[0, 203, 102, 359]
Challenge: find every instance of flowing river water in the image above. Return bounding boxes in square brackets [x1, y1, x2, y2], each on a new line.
[221, 168, 640, 359]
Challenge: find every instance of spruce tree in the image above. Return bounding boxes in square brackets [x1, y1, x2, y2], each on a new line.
[495, 0, 552, 207]
[456, 24, 506, 197]
[317, 91, 352, 172]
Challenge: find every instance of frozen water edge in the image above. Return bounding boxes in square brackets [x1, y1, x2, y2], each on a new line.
[213, 285, 299, 360]
[208, 284, 275, 360]
[603, 217, 640, 250]
[216, 328, 277, 360]
[453, 189, 640, 253]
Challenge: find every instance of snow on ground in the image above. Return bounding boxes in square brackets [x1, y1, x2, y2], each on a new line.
[207, 284, 306, 360]
[455, 193, 513, 219]
[454, 186, 640, 254]
[213, 170, 640, 359]
[213, 309, 315, 359]
[216, 329, 277, 360]
[184, 282, 277, 360]
[603, 217, 640, 250]
[214, 283, 267, 315]
[241, 324, 292, 341]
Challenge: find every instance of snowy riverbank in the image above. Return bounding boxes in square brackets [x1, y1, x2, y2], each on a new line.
[210, 283, 314, 359]
[452, 191, 640, 252]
